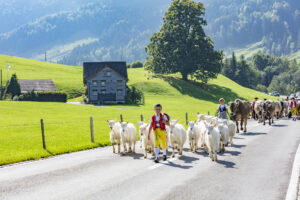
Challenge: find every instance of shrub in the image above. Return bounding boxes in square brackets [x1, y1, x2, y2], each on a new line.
[18, 90, 37, 101]
[83, 96, 88, 103]
[12, 96, 19, 101]
[4, 74, 21, 98]
[127, 61, 143, 68]
[37, 91, 67, 102]
[126, 86, 144, 104]
[19, 91, 67, 102]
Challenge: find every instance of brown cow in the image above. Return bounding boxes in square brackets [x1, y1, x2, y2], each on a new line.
[262, 100, 275, 126]
[229, 99, 252, 133]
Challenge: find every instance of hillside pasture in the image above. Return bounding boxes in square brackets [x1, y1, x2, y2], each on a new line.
[0, 55, 276, 165]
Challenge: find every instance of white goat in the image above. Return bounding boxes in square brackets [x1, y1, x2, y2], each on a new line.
[204, 122, 220, 162]
[120, 122, 137, 153]
[187, 121, 201, 152]
[223, 120, 236, 146]
[168, 120, 187, 158]
[138, 121, 144, 148]
[107, 120, 122, 153]
[196, 114, 207, 148]
[138, 122, 155, 158]
[218, 122, 229, 152]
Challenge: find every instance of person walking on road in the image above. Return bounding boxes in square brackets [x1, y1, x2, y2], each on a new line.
[290, 97, 297, 121]
[148, 104, 170, 163]
[216, 98, 229, 119]
[252, 97, 259, 120]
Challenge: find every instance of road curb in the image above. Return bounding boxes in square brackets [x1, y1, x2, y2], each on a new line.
[286, 143, 300, 200]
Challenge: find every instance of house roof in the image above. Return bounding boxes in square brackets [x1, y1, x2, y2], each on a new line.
[18, 80, 58, 93]
[83, 62, 127, 84]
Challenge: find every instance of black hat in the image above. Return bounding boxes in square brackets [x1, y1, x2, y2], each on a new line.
[154, 104, 162, 108]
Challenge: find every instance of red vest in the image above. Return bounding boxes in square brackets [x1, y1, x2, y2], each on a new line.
[151, 113, 166, 131]
[291, 100, 297, 108]
[252, 101, 256, 108]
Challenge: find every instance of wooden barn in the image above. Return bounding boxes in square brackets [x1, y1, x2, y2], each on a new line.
[18, 80, 58, 94]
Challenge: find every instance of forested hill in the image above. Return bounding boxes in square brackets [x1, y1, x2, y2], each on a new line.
[0, 0, 299, 65]
[203, 0, 300, 57]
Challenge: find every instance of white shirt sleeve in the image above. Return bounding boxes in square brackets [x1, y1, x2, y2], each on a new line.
[163, 115, 168, 121]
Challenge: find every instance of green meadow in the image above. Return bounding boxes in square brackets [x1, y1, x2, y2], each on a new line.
[0, 54, 275, 165]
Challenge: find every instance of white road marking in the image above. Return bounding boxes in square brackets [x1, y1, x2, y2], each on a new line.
[148, 157, 177, 170]
[285, 143, 300, 200]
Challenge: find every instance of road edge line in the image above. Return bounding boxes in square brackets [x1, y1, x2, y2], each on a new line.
[286, 143, 300, 200]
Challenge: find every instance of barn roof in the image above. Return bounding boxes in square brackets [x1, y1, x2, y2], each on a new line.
[18, 80, 58, 93]
[83, 62, 127, 84]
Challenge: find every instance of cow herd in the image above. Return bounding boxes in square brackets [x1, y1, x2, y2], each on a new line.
[107, 99, 299, 162]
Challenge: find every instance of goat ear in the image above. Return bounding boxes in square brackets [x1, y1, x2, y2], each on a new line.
[126, 122, 129, 124]
[106, 120, 109, 122]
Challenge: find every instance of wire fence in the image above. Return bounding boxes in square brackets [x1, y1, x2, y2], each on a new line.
[0, 111, 212, 152]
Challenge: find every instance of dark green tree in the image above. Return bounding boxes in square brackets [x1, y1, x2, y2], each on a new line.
[5, 73, 21, 98]
[145, 0, 223, 82]
[229, 52, 237, 79]
[235, 55, 250, 86]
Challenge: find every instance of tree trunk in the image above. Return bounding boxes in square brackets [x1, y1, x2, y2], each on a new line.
[181, 72, 188, 81]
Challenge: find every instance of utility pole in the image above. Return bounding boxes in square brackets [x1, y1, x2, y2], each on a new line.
[45, 52, 47, 62]
[0, 69, 2, 89]
[6, 63, 9, 83]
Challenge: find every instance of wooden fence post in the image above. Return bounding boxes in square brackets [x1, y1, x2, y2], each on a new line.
[90, 116, 94, 143]
[186, 112, 188, 125]
[40, 119, 46, 149]
[120, 114, 123, 122]
[140, 114, 144, 122]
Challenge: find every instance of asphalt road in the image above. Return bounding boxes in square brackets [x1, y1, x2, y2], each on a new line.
[0, 119, 300, 200]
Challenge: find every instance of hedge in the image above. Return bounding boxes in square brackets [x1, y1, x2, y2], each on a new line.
[19, 91, 67, 102]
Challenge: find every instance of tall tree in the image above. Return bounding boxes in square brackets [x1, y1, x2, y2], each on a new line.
[235, 55, 250, 87]
[5, 73, 21, 98]
[229, 52, 237, 79]
[145, 0, 223, 82]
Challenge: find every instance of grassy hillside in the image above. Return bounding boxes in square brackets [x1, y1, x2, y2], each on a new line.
[0, 55, 84, 98]
[0, 54, 276, 165]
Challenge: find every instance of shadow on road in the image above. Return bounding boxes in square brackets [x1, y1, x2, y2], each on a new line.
[194, 150, 209, 157]
[272, 124, 288, 127]
[178, 155, 199, 164]
[217, 160, 236, 168]
[162, 161, 193, 169]
[222, 150, 241, 156]
[242, 132, 267, 136]
[233, 136, 245, 140]
[231, 144, 246, 149]
[121, 152, 144, 160]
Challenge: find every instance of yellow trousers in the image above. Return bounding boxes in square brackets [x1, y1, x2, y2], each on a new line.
[292, 107, 297, 116]
[154, 128, 166, 149]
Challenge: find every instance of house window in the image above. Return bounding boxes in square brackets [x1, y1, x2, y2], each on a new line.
[106, 71, 111, 77]
[101, 89, 106, 94]
[117, 89, 123, 95]
[92, 89, 98, 96]
[92, 80, 97, 86]
[117, 80, 123, 85]
[101, 80, 106, 86]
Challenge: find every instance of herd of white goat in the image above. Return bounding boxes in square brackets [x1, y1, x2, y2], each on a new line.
[107, 113, 237, 162]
